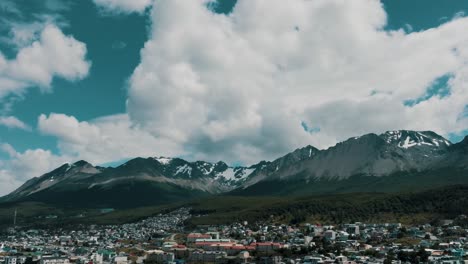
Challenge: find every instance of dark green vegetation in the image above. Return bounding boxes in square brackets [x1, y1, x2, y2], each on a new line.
[15, 180, 210, 208]
[2, 184, 468, 229]
[187, 184, 468, 226]
[0, 201, 101, 229]
[232, 167, 468, 196]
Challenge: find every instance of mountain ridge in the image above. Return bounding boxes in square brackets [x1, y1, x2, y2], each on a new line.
[2, 130, 467, 208]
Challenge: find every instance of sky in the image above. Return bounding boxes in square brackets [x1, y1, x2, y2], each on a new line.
[0, 0, 467, 195]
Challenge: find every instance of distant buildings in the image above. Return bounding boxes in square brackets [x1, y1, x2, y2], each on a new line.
[1, 208, 467, 264]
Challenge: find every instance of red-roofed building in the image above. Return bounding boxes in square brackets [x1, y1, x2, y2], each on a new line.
[187, 233, 213, 243]
[193, 242, 256, 254]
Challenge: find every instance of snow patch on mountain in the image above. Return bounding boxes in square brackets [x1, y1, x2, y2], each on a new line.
[154, 157, 172, 165]
[382, 130, 451, 149]
[175, 164, 192, 177]
[197, 162, 215, 175]
[214, 167, 255, 182]
[215, 168, 236, 181]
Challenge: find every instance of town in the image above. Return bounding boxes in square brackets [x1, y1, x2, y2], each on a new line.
[0, 208, 467, 264]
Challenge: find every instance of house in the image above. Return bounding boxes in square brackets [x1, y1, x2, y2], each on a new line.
[146, 252, 175, 263]
[90, 253, 103, 264]
[252, 242, 283, 253]
[189, 251, 227, 263]
[96, 249, 117, 262]
[303, 256, 323, 264]
[187, 233, 213, 243]
[324, 230, 336, 241]
[4, 256, 26, 264]
[345, 225, 359, 235]
[258, 256, 282, 264]
[40, 257, 70, 264]
[162, 242, 178, 251]
[113, 256, 128, 264]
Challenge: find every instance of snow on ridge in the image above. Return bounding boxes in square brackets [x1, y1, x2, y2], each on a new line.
[398, 134, 448, 149]
[175, 164, 192, 177]
[240, 168, 255, 179]
[64, 163, 72, 172]
[215, 167, 255, 182]
[383, 130, 403, 143]
[383, 131, 449, 149]
[198, 162, 215, 175]
[399, 136, 418, 149]
[217, 168, 236, 181]
[154, 157, 172, 165]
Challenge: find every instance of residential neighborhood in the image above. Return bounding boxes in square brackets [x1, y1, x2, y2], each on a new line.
[1, 208, 467, 264]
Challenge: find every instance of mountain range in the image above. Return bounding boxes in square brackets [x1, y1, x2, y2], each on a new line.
[1, 130, 467, 208]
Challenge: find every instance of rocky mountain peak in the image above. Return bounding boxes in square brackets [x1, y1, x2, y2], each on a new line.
[72, 160, 92, 167]
[380, 130, 451, 149]
[3, 130, 466, 208]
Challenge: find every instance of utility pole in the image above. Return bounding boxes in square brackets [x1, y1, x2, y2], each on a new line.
[13, 208, 17, 228]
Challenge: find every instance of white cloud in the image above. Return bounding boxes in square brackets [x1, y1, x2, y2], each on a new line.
[0, 143, 68, 196]
[38, 113, 182, 164]
[1, 112, 182, 196]
[1, 14, 70, 49]
[0, 116, 30, 131]
[0, 24, 90, 98]
[127, 0, 468, 163]
[93, 0, 152, 13]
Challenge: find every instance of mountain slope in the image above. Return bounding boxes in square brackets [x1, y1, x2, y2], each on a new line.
[1, 143, 321, 208]
[4, 161, 104, 201]
[2, 130, 466, 207]
[249, 130, 451, 182]
[1, 157, 259, 208]
[433, 135, 468, 169]
[235, 130, 466, 196]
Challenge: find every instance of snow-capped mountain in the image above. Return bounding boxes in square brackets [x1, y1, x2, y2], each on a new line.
[2, 130, 467, 207]
[7, 157, 258, 200]
[1, 144, 319, 207]
[242, 130, 453, 184]
[106, 157, 258, 193]
[236, 130, 467, 196]
[380, 130, 451, 150]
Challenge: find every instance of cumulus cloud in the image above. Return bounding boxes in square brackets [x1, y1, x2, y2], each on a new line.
[127, 0, 468, 163]
[0, 143, 68, 195]
[0, 24, 90, 98]
[93, 0, 152, 13]
[0, 116, 30, 131]
[38, 113, 183, 164]
[1, 111, 181, 195]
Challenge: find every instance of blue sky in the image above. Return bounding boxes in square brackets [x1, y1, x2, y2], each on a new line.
[0, 0, 147, 154]
[0, 0, 467, 154]
[0, 0, 467, 194]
